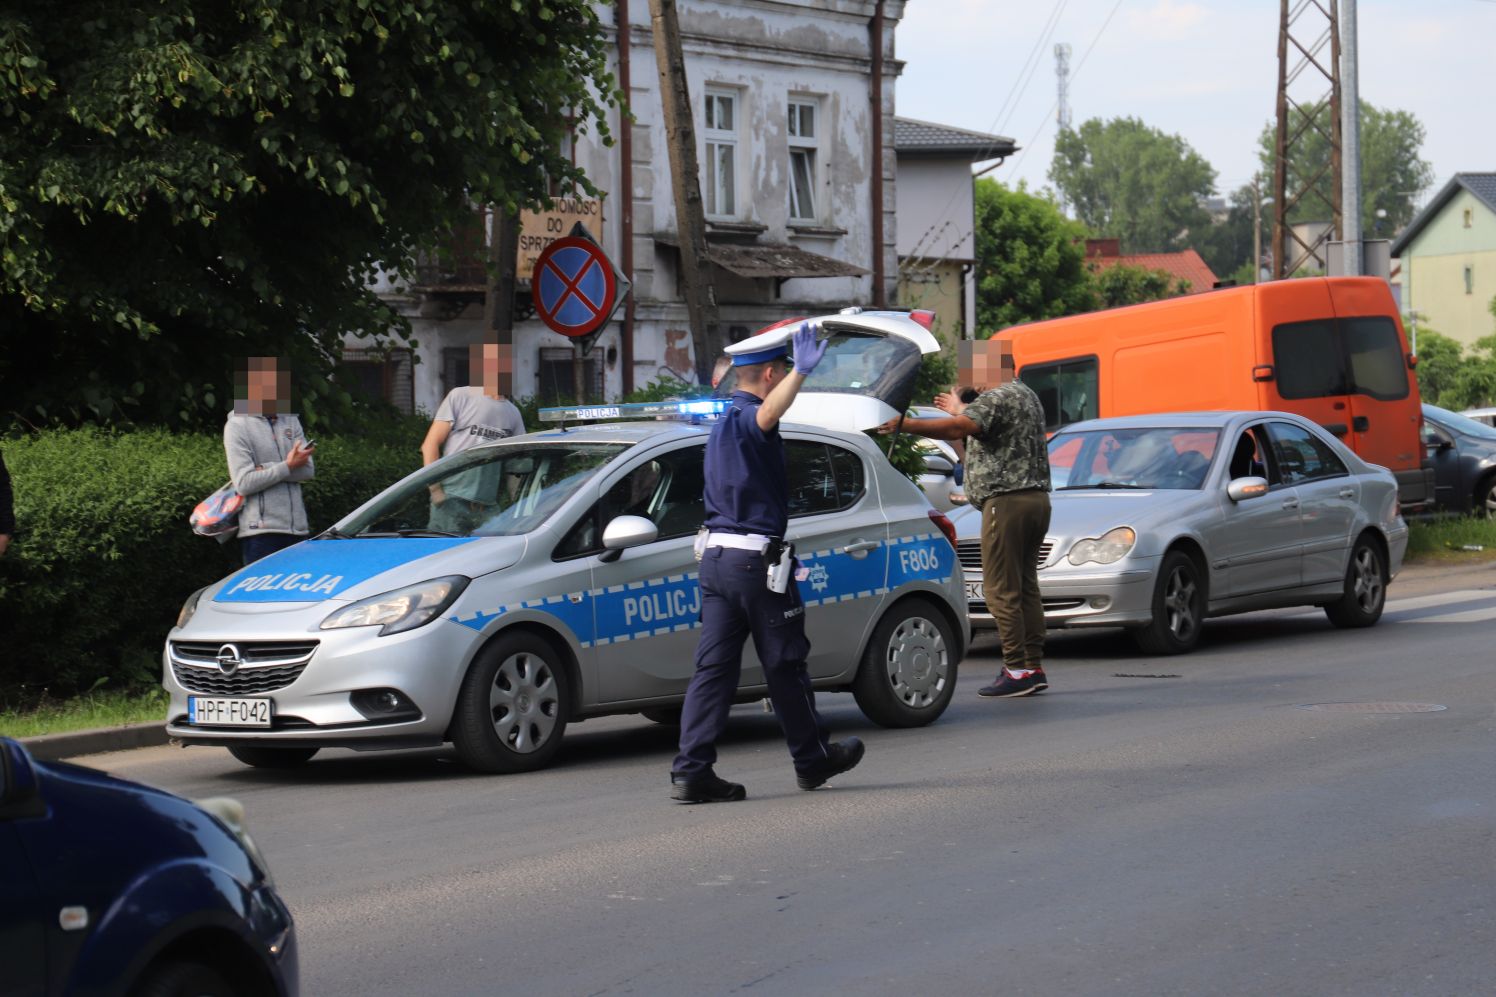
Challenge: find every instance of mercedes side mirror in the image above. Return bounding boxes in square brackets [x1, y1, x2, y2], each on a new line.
[1227, 476, 1270, 502]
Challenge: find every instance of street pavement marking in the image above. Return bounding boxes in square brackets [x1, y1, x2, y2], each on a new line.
[1403, 602, 1496, 625]
[1276, 588, 1496, 621]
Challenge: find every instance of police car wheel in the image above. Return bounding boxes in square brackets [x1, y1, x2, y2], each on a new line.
[853, 598, 957, 728]
[453, 632, 572, 773]
[226, 745, 319, 769]
[133, 959, 238, 997]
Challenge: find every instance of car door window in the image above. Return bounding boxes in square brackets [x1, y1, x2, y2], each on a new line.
[554, 445, 707, 558]
[1265, 422, 1348, 485]
[788, 440, 863, 517]
[1227, 425, 1281, 485]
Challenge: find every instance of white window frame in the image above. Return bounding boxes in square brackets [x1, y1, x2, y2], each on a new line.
[703, 87, 738, 220]
[788, 96, 820, 223]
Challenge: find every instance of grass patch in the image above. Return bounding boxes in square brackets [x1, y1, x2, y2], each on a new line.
[1406, 515, 1496, 563]
[0, 688, 168, 739]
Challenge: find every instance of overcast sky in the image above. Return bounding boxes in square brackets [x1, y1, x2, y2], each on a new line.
[896, 0, 1495, 210]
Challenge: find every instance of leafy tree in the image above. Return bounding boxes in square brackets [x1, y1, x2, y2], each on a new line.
[0, 1, 619, 431]
[1049, 117, 1217, 253]
[1257, 101, 1434, 235]
[1189, 184, 1256, 280]
[1087, 264, 1189, 309]
[1412, 329, 1467, 406]
[972, 179, 1092, 335]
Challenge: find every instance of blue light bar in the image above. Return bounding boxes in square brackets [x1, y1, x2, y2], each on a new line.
[537, 398, 730, 423]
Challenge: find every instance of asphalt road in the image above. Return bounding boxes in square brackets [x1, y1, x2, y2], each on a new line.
[93, 569, 1496, 997]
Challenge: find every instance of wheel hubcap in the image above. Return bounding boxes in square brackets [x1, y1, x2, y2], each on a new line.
[1164, 567, 1198, 641]
[489, 652, 559, 753]
[1351, 548, 1384, 612]
[885, 617, 948, 707]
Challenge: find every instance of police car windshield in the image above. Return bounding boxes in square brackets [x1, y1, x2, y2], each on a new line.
[343, 443, 629, 538]
[1050, 428, 1220, 491]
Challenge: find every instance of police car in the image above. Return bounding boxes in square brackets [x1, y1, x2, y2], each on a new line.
[164, 310, 969, 773]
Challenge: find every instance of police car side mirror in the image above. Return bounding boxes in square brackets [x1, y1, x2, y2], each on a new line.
[1226, 476, 1270, 502]
[599, 515, 659, 562]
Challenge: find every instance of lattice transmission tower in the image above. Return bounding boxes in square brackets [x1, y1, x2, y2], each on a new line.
[1272, 0, 1342, 279]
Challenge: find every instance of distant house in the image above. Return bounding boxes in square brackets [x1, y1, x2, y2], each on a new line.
[894, 117, 1016, 340]
[1083, 239, 1218, 294]
[1391, 173, 1496, 348]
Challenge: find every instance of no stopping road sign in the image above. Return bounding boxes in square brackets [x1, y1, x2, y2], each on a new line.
[532, 235, 625, 338]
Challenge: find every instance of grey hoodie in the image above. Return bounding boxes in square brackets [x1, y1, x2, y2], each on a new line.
[224, 412, 315, 537]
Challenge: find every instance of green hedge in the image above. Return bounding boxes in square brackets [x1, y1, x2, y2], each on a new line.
[0, 425, 423, 705]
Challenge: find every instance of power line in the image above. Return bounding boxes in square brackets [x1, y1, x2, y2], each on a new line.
[1003, 0, 1126, 183]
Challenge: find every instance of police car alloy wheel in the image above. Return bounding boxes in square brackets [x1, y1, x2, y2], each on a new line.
[227, 745, 319, 769]
[852, 597, 958, 728]
[452, 632, 572, 773]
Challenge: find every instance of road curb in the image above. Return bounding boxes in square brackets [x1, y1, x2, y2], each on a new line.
[20, 722, 170, 762]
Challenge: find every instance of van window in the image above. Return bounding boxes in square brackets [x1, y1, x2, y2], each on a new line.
[1272, 316, 1408, 401]
[1019, 357, 1098, 430]
[1341, 317, 1409, 400]
[1272, 320, 1346, 399]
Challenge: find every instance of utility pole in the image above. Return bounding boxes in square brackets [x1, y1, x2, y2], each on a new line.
[1272, 0, 1342, 278]
[1251, 176, 1262, 284]
[1340, 0, 1363, 276]
[484, 205, 520, 387]
[648, 0, 718, 386]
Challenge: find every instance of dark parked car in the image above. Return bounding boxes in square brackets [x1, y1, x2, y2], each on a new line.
[1422, 404, 1496, 516]
[0, 737, 297, 996]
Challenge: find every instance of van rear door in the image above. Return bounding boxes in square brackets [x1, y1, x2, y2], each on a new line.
[1326, 280, 1422, 486]
[1258, 279, 1349, 437]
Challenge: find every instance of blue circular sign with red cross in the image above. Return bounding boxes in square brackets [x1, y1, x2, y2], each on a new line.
[532, 236, 619, 338]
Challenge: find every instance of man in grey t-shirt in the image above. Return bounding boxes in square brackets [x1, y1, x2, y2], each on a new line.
[420, 344, 526, 533]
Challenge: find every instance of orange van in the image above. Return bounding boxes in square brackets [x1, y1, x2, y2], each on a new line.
[992, 277, 1434, 510]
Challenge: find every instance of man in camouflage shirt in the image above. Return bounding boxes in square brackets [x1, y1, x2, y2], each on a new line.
[878, 341, 1053, 697]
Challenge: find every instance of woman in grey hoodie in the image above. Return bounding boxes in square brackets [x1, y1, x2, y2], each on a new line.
[225, 357, 316, 564]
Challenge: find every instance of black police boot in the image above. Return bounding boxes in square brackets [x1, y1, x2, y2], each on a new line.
[795, 737, 866, 791]
[670, 770, 747, 804]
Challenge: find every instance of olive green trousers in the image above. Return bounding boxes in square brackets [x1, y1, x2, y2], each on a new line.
[980, 489, 1052, 670]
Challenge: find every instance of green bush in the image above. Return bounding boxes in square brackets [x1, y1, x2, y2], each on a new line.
[0, 423, 422, 706]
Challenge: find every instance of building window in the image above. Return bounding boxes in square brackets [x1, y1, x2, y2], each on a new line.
[538, 347, 603, 404]
[788, 98, 819, 222]
[338, 348, 414, 414]
[1464, 207, 1475, 228]
[703, 88, 737, 218]
[1465, 265, 1475, 295]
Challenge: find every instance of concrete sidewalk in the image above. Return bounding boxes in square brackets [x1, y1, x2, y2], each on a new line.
[16, 557, 1493, 762]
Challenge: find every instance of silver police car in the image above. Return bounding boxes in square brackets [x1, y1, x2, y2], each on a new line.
[165, 312, 969, 772]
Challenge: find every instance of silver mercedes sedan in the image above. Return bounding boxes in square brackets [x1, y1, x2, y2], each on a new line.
[950, 411, 1410, 654]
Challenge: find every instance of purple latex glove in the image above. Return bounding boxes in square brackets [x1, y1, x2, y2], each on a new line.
[791, 322, 828, 375]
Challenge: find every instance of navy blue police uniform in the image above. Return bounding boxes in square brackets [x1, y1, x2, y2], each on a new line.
[672, 382, 835, 781]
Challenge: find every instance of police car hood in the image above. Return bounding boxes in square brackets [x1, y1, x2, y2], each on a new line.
[723, 310, 941, 433]
[207, 535, 526, 609]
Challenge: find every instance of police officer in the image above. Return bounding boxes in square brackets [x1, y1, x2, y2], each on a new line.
[670, 323, 866, 803]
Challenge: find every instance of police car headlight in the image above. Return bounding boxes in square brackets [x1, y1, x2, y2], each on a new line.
[176, 587, 207, 629]
[1067, 527, 1136, 566]
[320, 576, 470, 636]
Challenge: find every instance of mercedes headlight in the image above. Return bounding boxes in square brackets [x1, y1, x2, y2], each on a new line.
[320, 576, 469, 636]
[1067, 527, 1137, 566]
[176, 587, 206, 629]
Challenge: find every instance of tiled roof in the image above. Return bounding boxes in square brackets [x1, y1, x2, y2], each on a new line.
[893, 117, 1017, 160]
[1085, 247, 1220, 293]
[1391, 173, 1496, 256]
